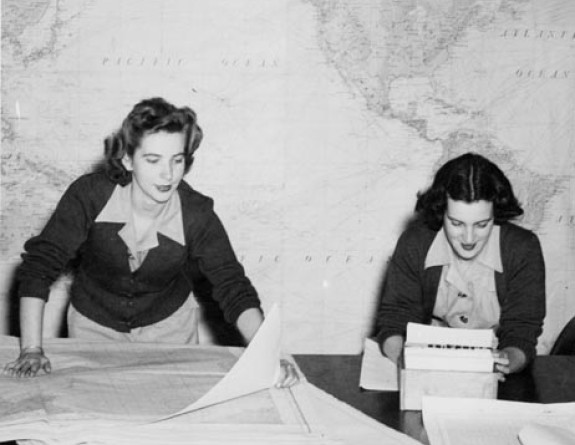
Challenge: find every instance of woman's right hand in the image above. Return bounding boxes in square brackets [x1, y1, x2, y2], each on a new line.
[3, 347, 51, 378]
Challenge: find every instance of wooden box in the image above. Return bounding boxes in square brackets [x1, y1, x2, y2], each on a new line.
[399, 366, 498, 410]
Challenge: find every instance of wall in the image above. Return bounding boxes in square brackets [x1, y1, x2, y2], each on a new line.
[1, 0, 574, 354]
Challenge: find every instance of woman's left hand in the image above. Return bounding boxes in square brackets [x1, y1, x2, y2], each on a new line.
[493, 346, 527, 382]
[275, 358, 300, 388]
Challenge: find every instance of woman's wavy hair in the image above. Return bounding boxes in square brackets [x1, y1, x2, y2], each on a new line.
[415, 152, 523, 230]
[104, 97, 203, 185]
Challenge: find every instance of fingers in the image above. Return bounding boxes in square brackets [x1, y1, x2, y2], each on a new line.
[4, 360, 27, 378]
[15, 359, 34, 378]
[275, 359, 300, 388]
[494, 360, 509, 382]
[3, 360, 28, 377]
[493, 351, 510, 382]
[29, 360, 42, 377]
[2, 356, 51, 378]
[3, 361, 17, 377]
[493, 355, 510, 365]
[281, 363, 299, 387]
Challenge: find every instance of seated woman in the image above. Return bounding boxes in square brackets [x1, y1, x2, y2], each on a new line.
[376, 152, 545, 377]
[4, 97, 297, 386]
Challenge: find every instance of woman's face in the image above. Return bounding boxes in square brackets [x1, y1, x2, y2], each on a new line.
[122, 131, 186, 208]
[443, 198, 494, 261]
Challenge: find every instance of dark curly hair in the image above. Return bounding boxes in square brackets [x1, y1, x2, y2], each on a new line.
[415, 152, 523, 230]
[104, 97, 203, 185]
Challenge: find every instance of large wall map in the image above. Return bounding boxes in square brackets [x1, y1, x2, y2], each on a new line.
[1, 0, 573, 353]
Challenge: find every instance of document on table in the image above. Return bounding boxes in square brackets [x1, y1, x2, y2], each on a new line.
[518, 423, 575, 445]
[292, 382, 422, 445]
[422, 396, 575, 445]
[403, 322, 495, 372]
[359, 337, 399, 391]
[161, 303, 281, 418]
[0, 305, 284, 443]
[0, 303, 423, 445]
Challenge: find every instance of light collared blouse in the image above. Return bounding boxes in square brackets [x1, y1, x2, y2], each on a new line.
[375, 220, 545, 363]
[96, 183, 186, 271]
[425, 226, 502, 330]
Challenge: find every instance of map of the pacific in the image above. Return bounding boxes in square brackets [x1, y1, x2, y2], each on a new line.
[1, 0, 574, 353]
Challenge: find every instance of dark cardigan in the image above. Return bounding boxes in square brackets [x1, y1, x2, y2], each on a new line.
[17, 172, 261, 332]
[376, 220, 546, 363]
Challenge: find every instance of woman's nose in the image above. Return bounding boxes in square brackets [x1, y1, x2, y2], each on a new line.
[464, 227, 475, 243]
[161, 163, 173, 180]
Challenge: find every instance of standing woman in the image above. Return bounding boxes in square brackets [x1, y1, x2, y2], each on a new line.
[376, 153, 546, 377]
[4, 97, 297, 386]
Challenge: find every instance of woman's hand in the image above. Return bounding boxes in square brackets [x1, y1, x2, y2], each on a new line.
[493, 347, 526, 382]
[275, 358, 299, 388]
[3, 347, 51, 378]
[382, 335, 405, 364]
[493, 350, 510, 382]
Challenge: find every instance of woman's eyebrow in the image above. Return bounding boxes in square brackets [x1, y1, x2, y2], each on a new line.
[446, 216, 493, 224]
[474, 216, 494, 223]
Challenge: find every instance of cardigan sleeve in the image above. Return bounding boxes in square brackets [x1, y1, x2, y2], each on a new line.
[17, 175, 104, 301]
[375, 226, 431, 350]
[185, 197, 261, 325]
[496, 227, 546, 363]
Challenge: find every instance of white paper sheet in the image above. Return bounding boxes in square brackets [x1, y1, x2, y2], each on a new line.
[0, 341, 236, 423]
[406, 322, 495, 348]
[518, 423, 575, 445]
[0, 305, 284, 444]
[422, 396, 575, 445]
[359, 338, 399, 391]
[292, 381, 421, 445]
[0, 305, 281, 425]
[160, 304, 281, 418]
[0, 307, 424, 445]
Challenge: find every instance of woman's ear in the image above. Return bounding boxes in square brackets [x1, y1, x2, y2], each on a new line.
[121, 154, 133, 172]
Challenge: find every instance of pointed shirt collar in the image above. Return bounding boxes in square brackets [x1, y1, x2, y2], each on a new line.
[95, 184, 185, 251]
